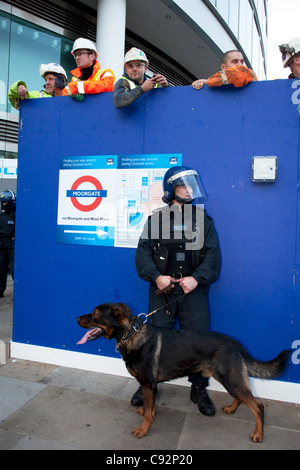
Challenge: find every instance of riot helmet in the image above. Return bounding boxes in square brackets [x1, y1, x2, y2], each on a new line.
[162, 166, 206, 204]
[0, 190, 16, 213]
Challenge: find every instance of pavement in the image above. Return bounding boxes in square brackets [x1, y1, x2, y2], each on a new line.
[0, 278, 300, 451]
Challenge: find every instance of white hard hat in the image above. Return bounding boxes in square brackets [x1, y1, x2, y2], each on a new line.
[279, 37, 300, 68]
[39, 63, 68, 80]
[124, 47, 148, 66]
[71, 38, 98, 58]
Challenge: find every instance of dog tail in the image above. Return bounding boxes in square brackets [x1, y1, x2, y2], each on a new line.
[246, 349, 291, 379]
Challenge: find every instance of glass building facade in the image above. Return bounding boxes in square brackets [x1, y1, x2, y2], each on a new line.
[209, 0, 268, 80]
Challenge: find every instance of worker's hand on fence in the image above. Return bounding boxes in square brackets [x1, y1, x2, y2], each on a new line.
[72, 92, 85, 102]
[192, 79, 208, 90]
[17, 85, 28, 97]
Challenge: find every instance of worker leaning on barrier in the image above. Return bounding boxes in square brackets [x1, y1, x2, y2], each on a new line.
[8, 63, 68, 110]
[63, 38, 115, 101]
[192, 50, 257, 90]
[279, 37, 300, 79]
[113, 47, 169, 109]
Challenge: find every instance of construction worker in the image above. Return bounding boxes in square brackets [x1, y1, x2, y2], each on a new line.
[113, 47, 169, 108]
[63, 38, 115, 101]
[132, 166, 221, 416]
[279, 38, 300, 79]
[8, 63, 68, 110]
[192, 50, 257, 90]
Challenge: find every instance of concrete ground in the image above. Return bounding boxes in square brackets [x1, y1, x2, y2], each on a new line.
[0, 279, 300, 450]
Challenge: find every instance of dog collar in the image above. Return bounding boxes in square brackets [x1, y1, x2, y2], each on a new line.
[115, 317, 143, 352]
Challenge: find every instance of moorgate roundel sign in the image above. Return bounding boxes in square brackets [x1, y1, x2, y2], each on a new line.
[70, 176, 104, 212]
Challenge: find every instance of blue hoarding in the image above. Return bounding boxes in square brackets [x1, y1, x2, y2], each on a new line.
[12, 81, 300, 391]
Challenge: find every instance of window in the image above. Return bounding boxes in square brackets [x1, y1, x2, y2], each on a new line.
[215, 0, 230, 23]
[0, 12, 10, 114]
[228, 0, 240, 38]
[0, 13, 73, 115]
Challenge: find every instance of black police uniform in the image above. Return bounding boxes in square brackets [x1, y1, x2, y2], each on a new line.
[0, 209, 15, 296]
[135, 202, 221, 389]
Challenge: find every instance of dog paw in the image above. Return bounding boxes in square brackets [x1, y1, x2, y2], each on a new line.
[136, 406, 144, 416]
[132, 426, 148, 439]
[222, 405, 232, 415]
[250, 431, 263, 443]
[222, 405, 235, 415]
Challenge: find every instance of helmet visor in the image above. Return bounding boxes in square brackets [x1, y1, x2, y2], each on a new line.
[168, 170, 206, 201]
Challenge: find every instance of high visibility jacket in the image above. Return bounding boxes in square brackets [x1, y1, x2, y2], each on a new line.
[8, 81, 52, 110]
[207, 65, 257, 88]
[63, 61, 115, 96]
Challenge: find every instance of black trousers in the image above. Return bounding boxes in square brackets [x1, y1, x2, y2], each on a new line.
[0, 249, 14, 293]
[148, 282, 210, 388]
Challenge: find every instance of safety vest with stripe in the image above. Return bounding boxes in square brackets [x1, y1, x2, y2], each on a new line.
[72, 68, 115, 94]
[63, 61, 115, 96]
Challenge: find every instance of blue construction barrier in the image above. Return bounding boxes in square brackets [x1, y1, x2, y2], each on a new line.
[12, 79, 300, 390]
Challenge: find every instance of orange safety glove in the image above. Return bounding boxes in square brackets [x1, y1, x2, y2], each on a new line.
[207, 65, 257, 88]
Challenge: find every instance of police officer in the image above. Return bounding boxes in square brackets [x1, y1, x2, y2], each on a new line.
[133, 166, 221, 416]
[0, 191, 16, 297]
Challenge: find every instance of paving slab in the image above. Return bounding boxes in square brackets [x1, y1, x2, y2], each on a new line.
[0, 359, 57, 382]
[0, 376, 47, 423]
[177, 411, 300, 450]
[1, 385, 188, 450]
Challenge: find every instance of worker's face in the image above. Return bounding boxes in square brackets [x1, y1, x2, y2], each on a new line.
[288, 56, 300, 77]
[222, 52, 245, 69]
[125, 61, 147, 84]
[44, 73, 56, 94]
[74, 49, 96, 69]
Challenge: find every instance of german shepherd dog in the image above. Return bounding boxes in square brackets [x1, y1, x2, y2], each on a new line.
[77, 303, 291, 443]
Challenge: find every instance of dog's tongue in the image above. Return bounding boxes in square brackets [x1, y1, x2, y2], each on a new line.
[77, 329, 97, 345]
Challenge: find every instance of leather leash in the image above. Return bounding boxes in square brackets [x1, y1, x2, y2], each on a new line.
[138, 283, 186, 323]
[116, 286, 186, 351]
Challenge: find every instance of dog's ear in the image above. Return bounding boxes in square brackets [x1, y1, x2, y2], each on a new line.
[112, 303, 132, 319]
[119, 303, 132, 314]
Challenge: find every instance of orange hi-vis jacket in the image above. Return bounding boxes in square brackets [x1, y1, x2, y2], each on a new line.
[207, 65, 257, 88]
[63, 61, 115, 96]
